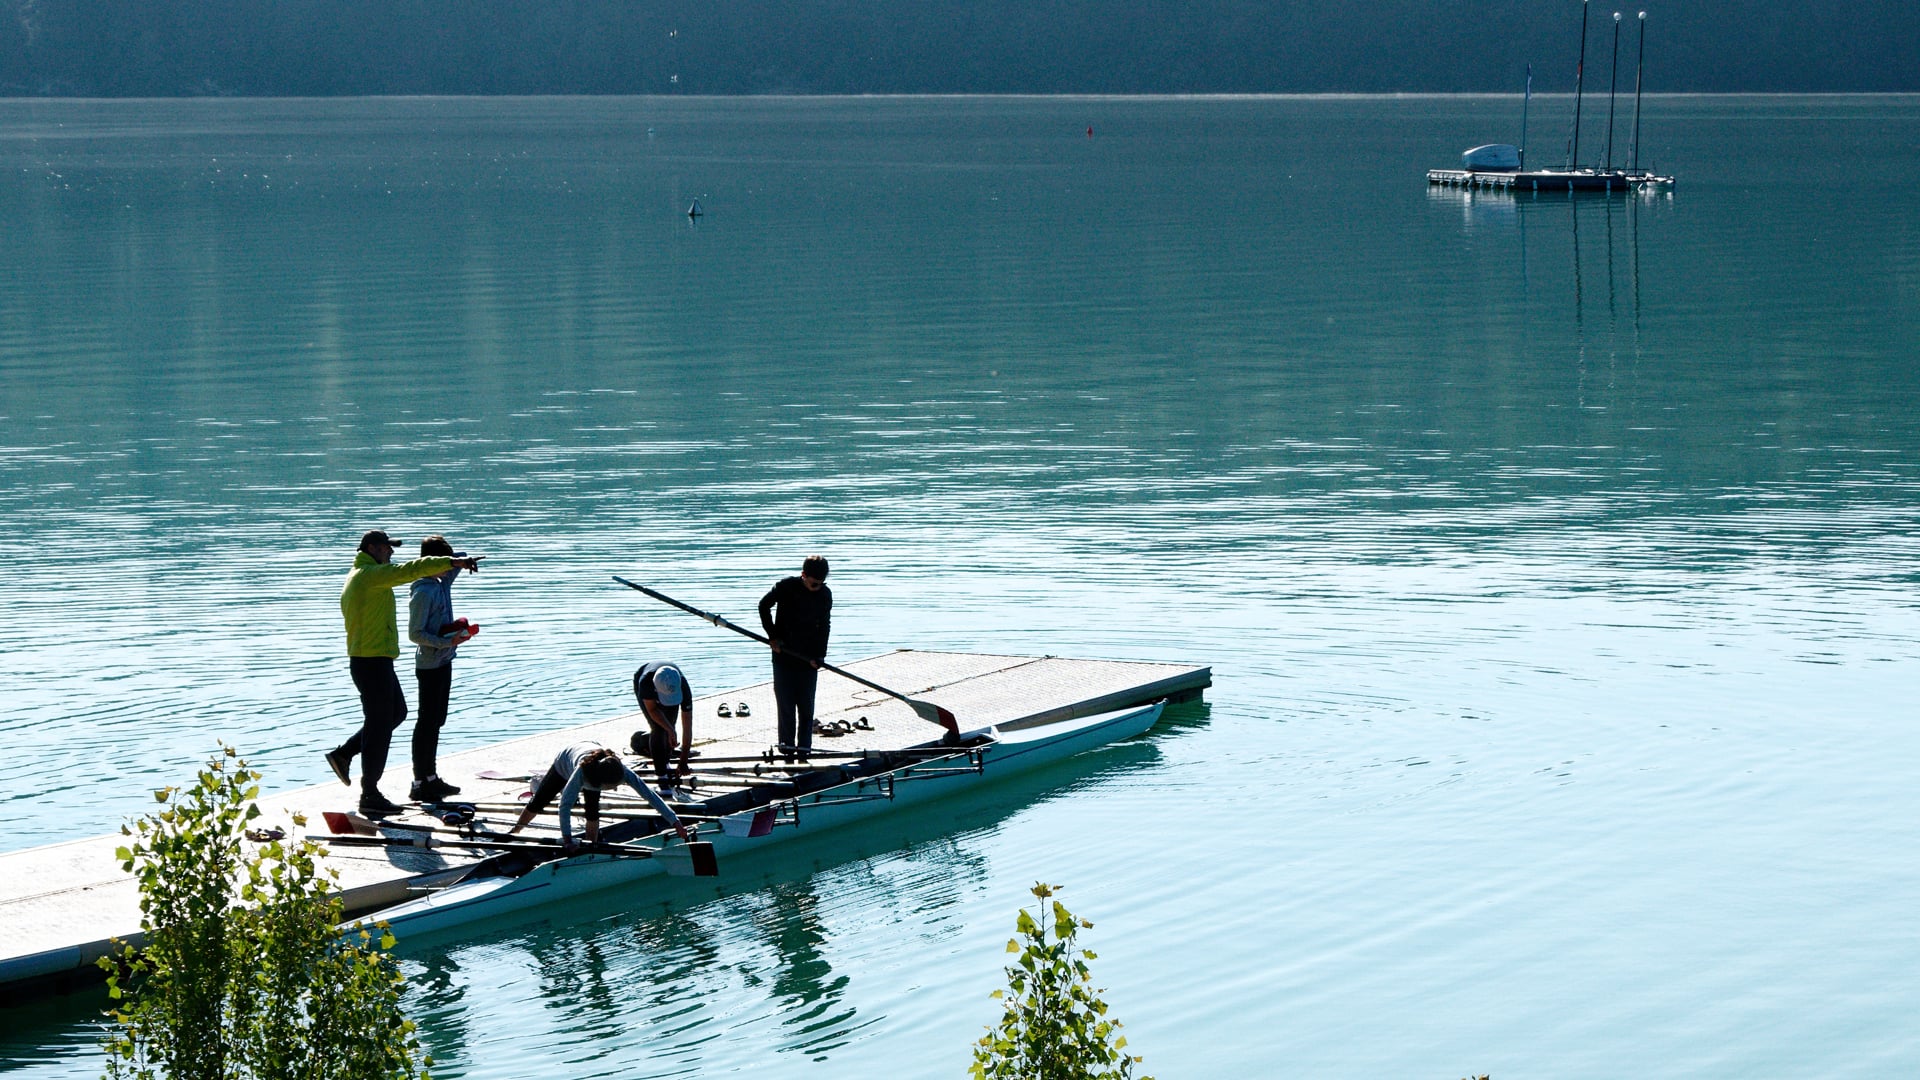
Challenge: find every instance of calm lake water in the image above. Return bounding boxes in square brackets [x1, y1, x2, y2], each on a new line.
[3, 94, 1919, 1077]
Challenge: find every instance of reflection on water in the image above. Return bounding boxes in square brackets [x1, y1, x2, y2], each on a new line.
[381, 739, 1155, 1077]
[1428, 181, 1672, 359]
[755, 881, 853, 1053]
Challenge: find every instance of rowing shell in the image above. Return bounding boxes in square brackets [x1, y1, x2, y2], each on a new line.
[355, 700, 1165, 939]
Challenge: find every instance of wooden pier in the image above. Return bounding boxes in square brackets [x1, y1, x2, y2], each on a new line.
[0, 650, 1209, 998]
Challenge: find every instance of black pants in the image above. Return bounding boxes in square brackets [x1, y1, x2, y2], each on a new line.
[413, 663, 452, 781]
[343, 656, 407, 796]
[525, 766, 599, 819]
[639, 722, 674, 783]
[772, 659, 818, 754]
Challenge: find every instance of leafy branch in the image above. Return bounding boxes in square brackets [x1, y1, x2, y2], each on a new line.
[971, 883, 1149, 1080]
[100, 744, 430, 1080]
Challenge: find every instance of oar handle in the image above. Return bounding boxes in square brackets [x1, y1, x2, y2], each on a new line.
[614, 576, 772, 645]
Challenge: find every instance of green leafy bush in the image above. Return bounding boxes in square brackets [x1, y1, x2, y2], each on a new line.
[971, 883, 1149, 1080]
[99, 745, 430, 1080]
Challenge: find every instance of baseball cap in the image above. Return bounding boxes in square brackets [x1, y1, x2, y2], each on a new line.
[359, 530, 401, 551]
[652, 665, 684, 707]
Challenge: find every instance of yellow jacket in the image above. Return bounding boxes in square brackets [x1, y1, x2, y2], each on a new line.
[341, 552, 455, 658]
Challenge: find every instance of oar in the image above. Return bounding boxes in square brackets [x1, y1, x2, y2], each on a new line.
[321, 808, 718, 876]
[456, 800, 733, 822]
[320, 826, 719, 869]
[613, 576, 961, 742]
[320, 832, 657, 858]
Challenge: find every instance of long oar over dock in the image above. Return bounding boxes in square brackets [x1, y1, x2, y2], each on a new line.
[0, 649, 1208, 998]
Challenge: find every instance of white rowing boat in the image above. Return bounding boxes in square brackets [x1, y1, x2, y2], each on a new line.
[352, 700, 1165, 939]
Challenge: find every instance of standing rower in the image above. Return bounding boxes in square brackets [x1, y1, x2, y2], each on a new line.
[759, 555, 831, 762]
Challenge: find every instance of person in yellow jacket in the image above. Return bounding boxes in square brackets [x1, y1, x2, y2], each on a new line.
[326, 529, 483, 816]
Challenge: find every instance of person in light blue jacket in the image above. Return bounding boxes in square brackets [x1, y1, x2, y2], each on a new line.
[407, 534, 478, 803]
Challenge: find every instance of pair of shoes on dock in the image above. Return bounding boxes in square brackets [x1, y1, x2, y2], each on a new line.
[716, 701, 751, 718]
[410, 775, 462, 802]
[812, 717, 870, 738]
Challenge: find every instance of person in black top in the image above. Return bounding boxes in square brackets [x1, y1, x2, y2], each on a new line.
[631, 660, 694, 786]
[759, 555, 831, 762]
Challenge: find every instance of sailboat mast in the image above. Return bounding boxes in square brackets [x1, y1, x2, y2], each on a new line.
[1569, 0, 1590, 169]
[1604, 12, 1621, 170]
[1521, 63, 1532, 169]
[1630, 11, 1648, 171]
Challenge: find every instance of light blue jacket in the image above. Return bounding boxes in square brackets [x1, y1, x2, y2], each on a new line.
[408, 574, 460, 670]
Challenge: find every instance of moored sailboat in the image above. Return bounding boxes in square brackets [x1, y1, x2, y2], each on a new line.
[1428, 2, 1674, 193]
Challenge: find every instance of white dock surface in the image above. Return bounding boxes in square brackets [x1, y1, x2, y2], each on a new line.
[0, 649, 1208, 994]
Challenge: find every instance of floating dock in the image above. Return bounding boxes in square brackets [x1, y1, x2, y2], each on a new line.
[1426, 168, 1674, 192]
[0, 649, 1208, 998]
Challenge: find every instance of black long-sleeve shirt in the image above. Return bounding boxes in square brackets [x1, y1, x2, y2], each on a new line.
[759, 576, 832, 661]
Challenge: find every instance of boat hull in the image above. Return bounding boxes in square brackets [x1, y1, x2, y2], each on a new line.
[360, 701, 1166, 939]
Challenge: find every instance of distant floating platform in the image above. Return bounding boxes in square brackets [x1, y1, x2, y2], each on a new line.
[1427, 168, 1674, 192]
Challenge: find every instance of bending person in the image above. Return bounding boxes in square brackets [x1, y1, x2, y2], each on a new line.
[631, 660, 694, 787]
[507, 742, 692, 850]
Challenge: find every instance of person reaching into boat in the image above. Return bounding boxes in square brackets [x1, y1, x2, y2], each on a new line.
[759, 555, 831, 763]
[407, 535, 479, 804]
[327, 529, 482, 817]
[506, 742, 692, 851]
[631, 660, 693, 789]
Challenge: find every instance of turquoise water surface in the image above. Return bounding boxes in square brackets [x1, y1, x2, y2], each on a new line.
[2, 95, 1919, 1076]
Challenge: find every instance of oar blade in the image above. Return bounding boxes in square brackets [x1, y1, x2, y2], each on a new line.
[659, 840, 720, 877]
[323, 810, 377, 836]
[688, 841, 718, 876]
[906, 698, 961, 738]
